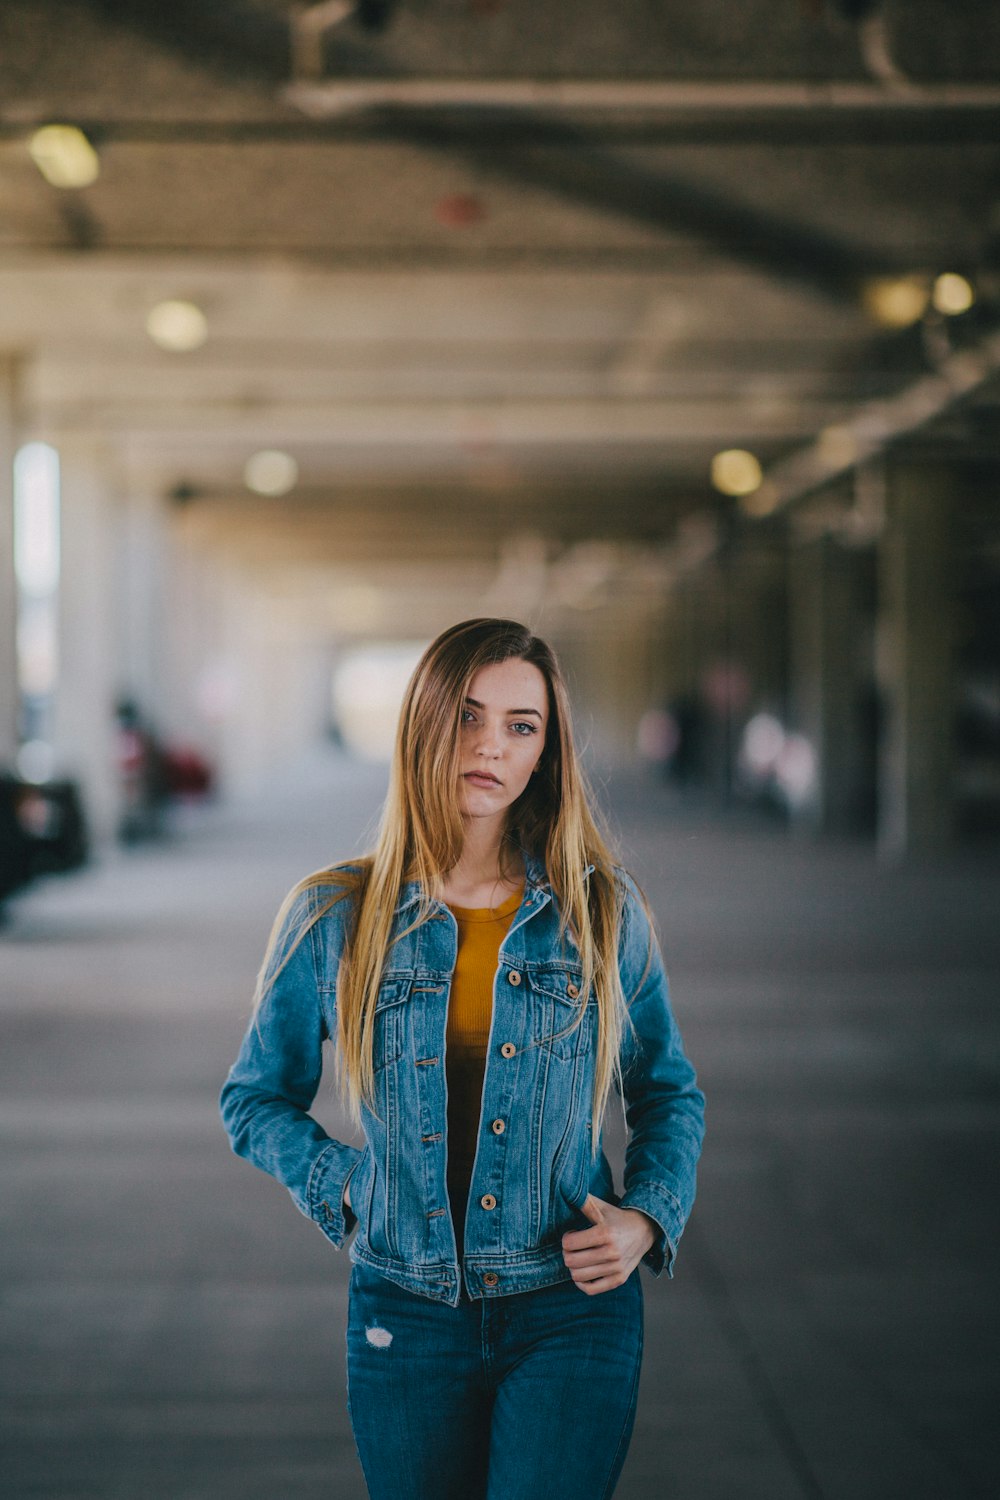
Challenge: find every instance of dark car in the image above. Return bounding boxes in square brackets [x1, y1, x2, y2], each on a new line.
[0, 771, 89, 903]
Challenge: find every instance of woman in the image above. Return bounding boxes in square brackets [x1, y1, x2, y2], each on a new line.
[221, 617, 704, 1500]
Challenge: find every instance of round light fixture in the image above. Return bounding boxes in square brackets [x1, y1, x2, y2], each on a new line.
[28, 124, 100, 188]
[711, 448, 762, 497]
[146, 300, 208, 353]
[244, 449, 298, 496]
[862, 275, 930, 329]
[931, 272, 975, 316]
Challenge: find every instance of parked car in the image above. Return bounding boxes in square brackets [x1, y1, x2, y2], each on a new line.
[0, 770, 88, 904]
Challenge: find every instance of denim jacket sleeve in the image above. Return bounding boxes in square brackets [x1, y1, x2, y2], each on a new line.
[219, 887, 362, 1249]
[615, 875, 705, 1277]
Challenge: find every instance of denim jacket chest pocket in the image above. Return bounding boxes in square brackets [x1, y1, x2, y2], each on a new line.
[526, 965, 594, 1060]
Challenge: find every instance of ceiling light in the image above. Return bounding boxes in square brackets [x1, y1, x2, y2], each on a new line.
[146, 300, 208, 352]
[931, 272, 975, 316]
[244, 450, 298, 496]
[862, 275, 930, 329]
[711, 448, 762, 497]
[28, 124, 100, 188]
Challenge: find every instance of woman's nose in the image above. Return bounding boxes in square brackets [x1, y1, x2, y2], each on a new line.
[474, 724, 502, 757]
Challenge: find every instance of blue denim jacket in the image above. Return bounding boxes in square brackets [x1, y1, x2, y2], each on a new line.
[220, 855, 704, 1306]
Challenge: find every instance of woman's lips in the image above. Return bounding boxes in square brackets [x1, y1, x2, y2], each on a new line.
[463, 771, 501, 787]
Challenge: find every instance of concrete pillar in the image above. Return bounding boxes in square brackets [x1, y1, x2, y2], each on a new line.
[876, 459, 955, 857]
[158, 521, 335, 801]
[685, 557, 733, 800]
[664, 567, 725, 795]
[117, 487, 170, 726]
[51, 437, 123, 844]
[158, 514, 230, 782]
[225, 580, 333, 795]
[561, 607, 663, 767]
[790, 528, 876, 835]
[0, 358, 20, 763]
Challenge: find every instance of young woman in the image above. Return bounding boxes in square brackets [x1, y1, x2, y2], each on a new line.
[221, 617, 704, 1500]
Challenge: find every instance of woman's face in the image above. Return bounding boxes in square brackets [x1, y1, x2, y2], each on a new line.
[457, 657, 549, 824]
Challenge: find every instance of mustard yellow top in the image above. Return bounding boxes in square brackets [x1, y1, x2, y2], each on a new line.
[445, 884, 523, 1243]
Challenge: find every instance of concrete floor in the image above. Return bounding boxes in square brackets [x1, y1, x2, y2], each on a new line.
[2, 749, 998, 1500]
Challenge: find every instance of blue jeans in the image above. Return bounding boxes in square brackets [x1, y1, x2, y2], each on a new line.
[346, 1262, 644, 1500]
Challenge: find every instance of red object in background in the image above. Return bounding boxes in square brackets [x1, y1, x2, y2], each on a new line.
[434, 193, 486, 227]
[161, 745, 214, 798]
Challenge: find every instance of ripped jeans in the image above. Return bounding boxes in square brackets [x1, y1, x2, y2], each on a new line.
[346, 1262, 644, 1500]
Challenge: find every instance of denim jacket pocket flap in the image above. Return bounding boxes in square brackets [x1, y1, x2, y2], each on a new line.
[526, 965, 587, 1007]
[527, 966, 592, 1059]
[375, 977, 411, 1010]
[372, 977, 411, 1070]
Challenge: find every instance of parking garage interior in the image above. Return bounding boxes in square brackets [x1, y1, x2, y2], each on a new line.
[1, 4, 999, 1497]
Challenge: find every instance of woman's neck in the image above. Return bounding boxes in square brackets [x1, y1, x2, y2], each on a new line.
[440, 818, 523, 909]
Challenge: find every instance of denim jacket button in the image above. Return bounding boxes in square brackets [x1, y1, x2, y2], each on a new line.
[566, 982, 580, 999]
[500, 1042, 516, 1059]
[507, 970, 521, 986]
[491, 1118, 506, 1134]
[480, 1194, 497, 1210]
[482, 1272, 499, 1288]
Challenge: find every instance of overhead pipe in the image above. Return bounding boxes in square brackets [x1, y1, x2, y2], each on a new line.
[285, 78, 1000, 119]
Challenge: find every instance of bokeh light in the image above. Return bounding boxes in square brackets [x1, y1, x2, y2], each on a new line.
[932, 272, 975, 316]
[243, 450, 299, 496]
[28, 124, 99, 188]
[146, 300, 208, 353]
[711, 448, 763, 497]
[862, 275, 930, 329]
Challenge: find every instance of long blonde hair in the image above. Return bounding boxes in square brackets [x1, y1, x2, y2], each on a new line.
[255, 618, 632, 1142]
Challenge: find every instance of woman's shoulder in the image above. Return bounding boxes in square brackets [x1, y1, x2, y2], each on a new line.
[611, 863, 644, 905]
[586, 858, 642, 909]
[279, 858, 371, 929]
[602, 864, 658, 955]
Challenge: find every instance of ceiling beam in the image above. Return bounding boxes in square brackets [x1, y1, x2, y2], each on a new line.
[42, 395, 839, 444]
[760, 328, 1000, 512]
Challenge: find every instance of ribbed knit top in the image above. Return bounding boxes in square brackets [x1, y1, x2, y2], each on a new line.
[445, 884, 523, 1247]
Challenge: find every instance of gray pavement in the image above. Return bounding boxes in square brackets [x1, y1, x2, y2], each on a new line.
[2, 748, 998, 1500]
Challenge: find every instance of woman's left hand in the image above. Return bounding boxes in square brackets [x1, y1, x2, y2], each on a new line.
[561, 1195, 657, 1295]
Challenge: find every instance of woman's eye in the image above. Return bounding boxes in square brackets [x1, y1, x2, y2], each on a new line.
[511, 721, 537, 736]
[461, 708, 476, 724]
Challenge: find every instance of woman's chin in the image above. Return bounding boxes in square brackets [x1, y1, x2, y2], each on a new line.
[459, 787, 513, 821]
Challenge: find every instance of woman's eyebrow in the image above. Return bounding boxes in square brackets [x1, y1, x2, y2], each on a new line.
[465, 697, 542, 717]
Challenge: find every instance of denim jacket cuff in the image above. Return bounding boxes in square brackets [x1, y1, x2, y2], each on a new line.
[307, 1141, 364, 1248]
[618, 1182, 683, 1278]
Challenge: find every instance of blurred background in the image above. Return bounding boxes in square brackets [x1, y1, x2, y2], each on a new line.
[1, 3, 998, 1497]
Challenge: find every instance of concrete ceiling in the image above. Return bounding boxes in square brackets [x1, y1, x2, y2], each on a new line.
[1, 0, 999, 588]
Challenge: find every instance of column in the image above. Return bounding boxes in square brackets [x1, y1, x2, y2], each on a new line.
[118, 486, 170, 725]
[51, 437, 124, 844]
[876, 459, 956, 857]
[790, 524, 876, 835]
[0, 358, 20, 763]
